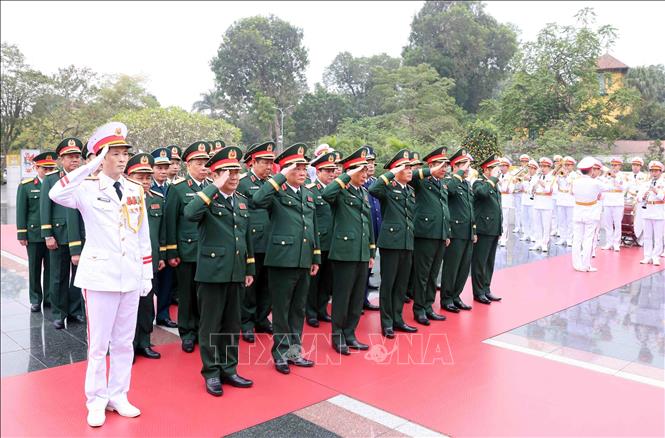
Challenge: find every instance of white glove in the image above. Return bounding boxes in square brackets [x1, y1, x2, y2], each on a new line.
[140, 279, 152, 297]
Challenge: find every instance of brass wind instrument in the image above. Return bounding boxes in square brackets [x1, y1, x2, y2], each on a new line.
[509, 165, 529, 183]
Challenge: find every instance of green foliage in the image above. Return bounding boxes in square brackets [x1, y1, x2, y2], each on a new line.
[644, 139, 664, 164]
[625, 65, 665, 104]
[461, 122, 500, 166]
[290, 84, 355, 144]
[402, 1, 518, 113]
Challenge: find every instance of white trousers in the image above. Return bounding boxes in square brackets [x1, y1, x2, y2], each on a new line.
[521, 205, 534, 239]
[557, 206, 573, 244]
[513, 196, 522, 230]
[642, 219, 665, 260]
[83, 289, 140, 410]
[500, 207, 512, 243]
[602, 206, 623, 248]
[534, 208, 553, 248]
[573, 220, 598, 271]
[551, 205, 558, 235]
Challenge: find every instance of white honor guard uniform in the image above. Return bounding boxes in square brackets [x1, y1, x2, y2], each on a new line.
[571, 157, 606, 272]
[638, 161, 665, 265]
[600, 157, 626, 251]
[49, 122, 151, 427]
[550, 154, 563, 237]
[498, 157, 514, 246]
[555, 156, 577, 246]
[513, 154, 530, 233]
[530, 157, 556, 252]
[520, 160, 538, 242]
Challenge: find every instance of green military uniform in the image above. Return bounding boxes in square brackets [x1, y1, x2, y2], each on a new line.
[252, 144, 321, 367]
[165, 141, 210, 347]
[305, 152, 337, 325]
[237, 141, 276, 337]
[471, 155, 502, 303]
[40, 139, 84, 325]
[441, 148, 476, 311]
[183, 147, 255, 384]
[410, 147, 451, 321]
[368, 149, 416, 333]
[322, 148, 376, 351]
[16, 151, 57, 309]
[406, 151, 423, 301]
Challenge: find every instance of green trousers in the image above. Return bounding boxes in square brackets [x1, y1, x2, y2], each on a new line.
[471, 235, 498, 298]
[241, 253, 272, 333]
[378, 248, 413, 329]
[406, 253, 416, 299]
[268, 267, 310, 362]
[133, 287, 155, 350]
[412, 238, 446, 317]
[50, 245, 83, 320]
[306, 252, 332, 320]
[330, 260, 368, 346]
[441, 238, 473, 306]
[176, 261, 199, 341]
[197, 282, 241, 379]
[27, 242, 50, 306]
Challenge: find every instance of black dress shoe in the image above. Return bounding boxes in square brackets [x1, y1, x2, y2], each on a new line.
[223, 374, 253, 388]
[426, 311, 447, 321]
[306, 318, 320, 328]
[382, 327, 395, 339]
[332, 343, 350, 355]
[242, 332, 255, 343]
[347, 340, 369, 350]
[182, 339, 195, 353]
[318, 314, 332, 323]
[135, 347, 161, 359]
[486, 292, 502, 302]
[30, 304, 41, 313]
[275, 361, 290, 374]
[368, 284, 379, 290]
[394, 323, 418, 333]
[363, 302, 380, 311]
[442, 304, 460, 313]
[287, 357, 315, 367]
[473, 295, 491, 305]
[205, 377, 223, 396]
[53, 319, 65, 329]
[453, 299, 472, 311]
[414, 314, 430, 326]
[43, 302, 51, 308]
[255, 324, 273, 334]
[156, 318, 178, 328]
[69, 315, 85, 324]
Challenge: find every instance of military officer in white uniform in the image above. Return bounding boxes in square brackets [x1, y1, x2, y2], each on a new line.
[555, 156, 577, 246]
[497, 157, 513, 246]
[49, 122, 152, 428]
[530, 157, 556, 252]
[571, 157, 606, 272]
[600, 157, 626, 251]
[512, 154, 530, 233]
[638, 161, 664, 265]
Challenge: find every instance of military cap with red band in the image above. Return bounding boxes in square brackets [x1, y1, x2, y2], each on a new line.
[56, 138, 83, 156]
[310, 151, 338, 170]
[206, 146, 243, 171]
[422, 146, 448, 164]
[383, 149, 412, 170]
[275, 143, 309, 167]
[448, 148, 471, 166]
[243, 140, 276, 163]
[87, 122, 131, 155]
[339, 147, 369, 170]
[32, 151, 58, 168]
[182, 141, 210, 162]
[126, 153, 155, 175]
[480, 154, 501, 169]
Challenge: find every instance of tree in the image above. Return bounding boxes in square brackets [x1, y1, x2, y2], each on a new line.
[402, 1, 518, 113]
[625, 65, 665, 104]
[644, 139, 664, 163]
[291, 84, 355, 143]
[192, 90, 225, 117]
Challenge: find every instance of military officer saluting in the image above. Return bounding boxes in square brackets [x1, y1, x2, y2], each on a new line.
[441, 148, 476, 313]
[305, 151, 337, 328]
[362, 146, 381, 310]
[17, 151, 58, 312]
[322, 147, 375, 354]
[410, 147, 450, 325]
[237, 141, 276, 342]
[471, 155, 503, 304]
[183, 146, 255, 396]
[41, 138, 85, 329]
[253, 143, 321, 374]
[165, 141, 211, 353]
[369, 149, 417, 338]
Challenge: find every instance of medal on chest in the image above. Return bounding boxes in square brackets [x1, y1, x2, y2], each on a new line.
[122, 194, 144, 233]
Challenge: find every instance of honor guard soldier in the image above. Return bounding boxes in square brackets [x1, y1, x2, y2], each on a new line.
[440, 148, 476, 313]
[253, 143, 321, 374]
[497, 157, 514, 247]
[183, 146, 255, 396]
[638, 161, 664, 265]
[471, 155, 503, 304]
[513, 154, 530, 233]
[49, 122, 152, 427]
[362, 146, 381, 310]
[237, 141, 276, 342]
[305, 151, 337, 328]
[626, 156, 648, 200]
[369, 149, 417, 337]
[150, 147, 177, 328]
[520, 160, 539, 242]
[124, 153, 164, 360]
[166, 145, 183, 183]
[322, 147, 375, 354]
[571, 157, 606, 272]
[409, 147, 450, 325]
[554, 156, 577, 247]
[530, 157, 556, 252]
[165, 141, 211, 353]
[600, 157, 627, 251]
[17, 151, 57, 312]
[40, 138, 85, 329]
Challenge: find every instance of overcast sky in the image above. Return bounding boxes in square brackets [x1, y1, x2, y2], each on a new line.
[2, 1, 663, 110]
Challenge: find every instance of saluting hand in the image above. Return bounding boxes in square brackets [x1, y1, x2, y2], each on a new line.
[213, 170, 230, 189]
[391, 164, 406, 176]
[490, 166, 500, 178]
[347, 165, 365, 176]
[431, 162, 446, 173]
[280, 163, 297, 176]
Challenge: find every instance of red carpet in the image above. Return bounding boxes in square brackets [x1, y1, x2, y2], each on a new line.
[1, 224, 27, 259]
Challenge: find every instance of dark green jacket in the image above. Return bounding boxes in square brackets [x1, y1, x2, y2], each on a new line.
[368, 171, 415, 250]
[165, 174, 209, 263]
[146, 189, 167, 273]
[66, 209, 85, 256]
[237, 171, 271, 253]
[252, 173, 321, 268]
[472, 175, 502, 236]
[40, 170, 74, 244]
[443, 170, 476, 240]
[16, 176, 43, 242]
[184, 184, 255, 283]
[321, 173, 375, 262]
[306, 179, 333, 252]
[410, 168, 451, 241]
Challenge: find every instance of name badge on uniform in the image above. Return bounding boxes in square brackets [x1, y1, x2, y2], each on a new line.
[30, 189, 40, 193]
[185, 193, 195, 197]
[250, 186, 260, 189]
[393, 190, 402, 194]
[96, 197, 111, 203]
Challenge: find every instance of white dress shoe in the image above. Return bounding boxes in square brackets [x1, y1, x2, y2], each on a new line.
[87, 409, 106, 427]
[541, 246, 548, 253]
[600, 245, 611, 250]
[653, 258, 661, 266]
[529, 245, 539, 251]
[639, 258, 651, 264]
[567, 241, 573, 247]
[587, 267, 598, 272]
[613, 245, 620, 252]
[519, 236, 528, 241]
[106, 400, 141, 418]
